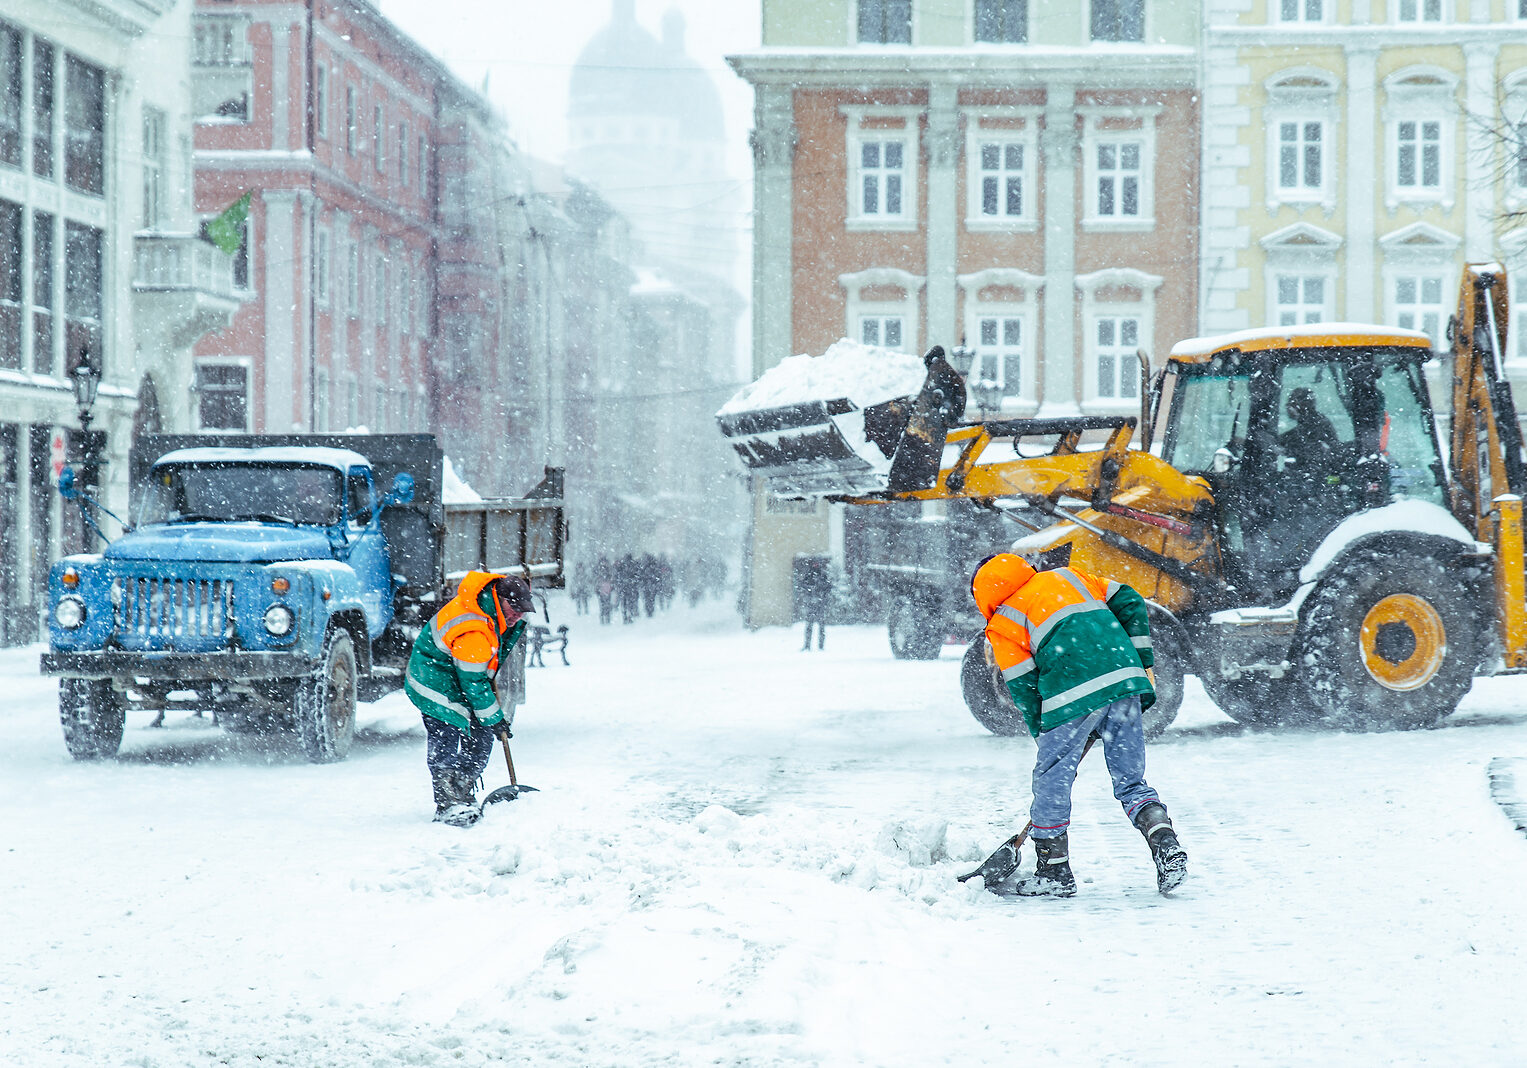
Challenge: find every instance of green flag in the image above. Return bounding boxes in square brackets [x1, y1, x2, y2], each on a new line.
[205, 191, 252, 255]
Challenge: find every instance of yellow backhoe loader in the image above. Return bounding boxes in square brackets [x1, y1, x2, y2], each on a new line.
[719, 265, 1525, 737]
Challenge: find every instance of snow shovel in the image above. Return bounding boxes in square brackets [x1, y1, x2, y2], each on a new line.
[482, 729, 538, 804]
[958, 731, 1100, 891]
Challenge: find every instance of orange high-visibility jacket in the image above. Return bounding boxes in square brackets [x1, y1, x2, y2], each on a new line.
[972, 554, 1154, 736]
[403, 570, 525, 732]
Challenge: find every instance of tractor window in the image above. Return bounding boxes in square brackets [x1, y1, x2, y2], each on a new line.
[1162, 372, 1251, 474]
[1275, 363, 1355, 448]
[1375, 360, 1446, 506]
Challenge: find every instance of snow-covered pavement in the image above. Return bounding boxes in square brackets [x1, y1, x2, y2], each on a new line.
[4, 596, 1527, 1066]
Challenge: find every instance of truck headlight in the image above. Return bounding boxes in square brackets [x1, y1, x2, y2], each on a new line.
[263, 604, 295, 636]
[55, 596, 86, 629]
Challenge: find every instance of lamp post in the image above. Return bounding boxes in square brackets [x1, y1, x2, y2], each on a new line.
[973, 377, 1004, 422]
[70, 350, 104, 549]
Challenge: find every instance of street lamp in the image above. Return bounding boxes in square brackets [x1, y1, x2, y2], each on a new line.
[946, 343, 976, 378]
[973, 377, 1004, 421]
[70, 349, 104, 549]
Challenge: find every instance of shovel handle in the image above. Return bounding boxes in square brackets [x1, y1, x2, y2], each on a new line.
[500, 733, 518, 787]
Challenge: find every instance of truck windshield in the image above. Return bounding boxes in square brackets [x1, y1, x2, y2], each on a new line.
[136, 463, 344, 526]
[1162, 372, 1252, 475]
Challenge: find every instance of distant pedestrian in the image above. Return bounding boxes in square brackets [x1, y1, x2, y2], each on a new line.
[405, 572, 532, 828]
[640, 552, 659, 618]
[617, 553, 640, 624]
[796, 554, 831, 651]
[970, 554, 1187, 896]
[595, 555, 615, 625]
[571, 562, 591, 616]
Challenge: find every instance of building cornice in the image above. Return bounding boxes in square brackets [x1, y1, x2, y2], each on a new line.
[728, 48, 1197, 90]
[1208, 24, 1527, 46]
[54, 0, 171, 37]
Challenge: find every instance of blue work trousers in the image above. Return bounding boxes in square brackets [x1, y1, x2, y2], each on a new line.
[1030, 695, 1160, 839]
[423, 714, 496, 782]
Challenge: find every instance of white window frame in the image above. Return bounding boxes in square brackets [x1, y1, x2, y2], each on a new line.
[842, 107, 920, 232]
[1380, 222, 1460, 353]
[344, 85, 356, 155]
[314, 226, 330, 308]
[398, 119, 408, 186]
[1383, 67, 1457, 213]
[1274, 0, 1328, 24]
[314, 65, 328, 140]
[1260, 222, 1341, 327]
[373, 102, 385, 174]
[1079, 107, 1157, 232]
[374, 252, 387, 325]
[1272, 274, 1331, 326]
[192, 356, 252, 431]
[345, 241, 359, 316]
[840, 267, 923, 354]
[1263, 70, 1338, 213]
[1392, 0, 1446, 24]
[958, 267, 1042, 412]
[1504, 75, 1527, 211]
[963, 111, 1039, 231]
[141, 106, 165, 229]
[1075, 267, 1161, 413]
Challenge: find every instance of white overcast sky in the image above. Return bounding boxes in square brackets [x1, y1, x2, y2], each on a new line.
[376, 0, 762, 178]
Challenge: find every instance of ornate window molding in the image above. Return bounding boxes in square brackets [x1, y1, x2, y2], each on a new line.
[1382, 67, 1459, 214]
[1078, 106, 1159, 233]
[962, 109, 1040, 232]
[958, 267, 1043, 411]
[840, 106, 922, 233]
[840, 267, 924, 353]
[1263, 68, 1339, 215]
[1075, 267, 1162, 413]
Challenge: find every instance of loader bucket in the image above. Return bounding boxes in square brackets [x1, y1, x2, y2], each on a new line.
[716, 396, 909, 498]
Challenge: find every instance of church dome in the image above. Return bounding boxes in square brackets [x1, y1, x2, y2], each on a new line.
[568, 1, 724, 142]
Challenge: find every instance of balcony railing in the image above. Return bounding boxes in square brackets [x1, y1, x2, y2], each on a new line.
[133, 233, 240, 303]
[193, 18, 252, 67]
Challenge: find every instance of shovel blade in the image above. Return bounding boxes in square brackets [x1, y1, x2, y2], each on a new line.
[483, 784, 539, 805]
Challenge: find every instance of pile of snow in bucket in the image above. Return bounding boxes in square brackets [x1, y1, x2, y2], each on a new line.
[716, 339, 926, 417]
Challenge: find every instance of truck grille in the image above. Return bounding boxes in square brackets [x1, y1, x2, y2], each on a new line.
[113, 576, 235, 648]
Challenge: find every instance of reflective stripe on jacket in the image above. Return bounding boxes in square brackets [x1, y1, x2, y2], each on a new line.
[404, 570, 526, 732]
[972, 554, 1154, 737]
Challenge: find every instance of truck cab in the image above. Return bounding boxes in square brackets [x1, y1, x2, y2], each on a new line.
[41, 433, 565, 765]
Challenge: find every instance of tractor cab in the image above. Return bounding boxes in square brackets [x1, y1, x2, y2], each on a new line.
[1159, 326, 1446, 602]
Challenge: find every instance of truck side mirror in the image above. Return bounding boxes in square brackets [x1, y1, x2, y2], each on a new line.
[384, 472, 415, 508]
[58, 466, 79, 500]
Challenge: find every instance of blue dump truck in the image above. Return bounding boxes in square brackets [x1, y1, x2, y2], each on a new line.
[40, 433, 564, 763]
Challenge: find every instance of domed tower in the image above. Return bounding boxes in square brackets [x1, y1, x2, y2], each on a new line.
[567, 1, 738, 287]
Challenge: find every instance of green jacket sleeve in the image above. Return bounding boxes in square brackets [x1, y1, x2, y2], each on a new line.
[1104, 582, 1154, 669]
[1005, 673, 1043, 738]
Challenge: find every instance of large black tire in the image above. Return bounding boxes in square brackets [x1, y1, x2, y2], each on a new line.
[1142, 609, 1185, 740]
[1296, 549, 1480, 730]
[1200, 671, 1301, 728]
[295, 629, 357, 763]
[60, 678, 126, 760]
[960, 639, 1029, 737]
[888, 593, 943, 660]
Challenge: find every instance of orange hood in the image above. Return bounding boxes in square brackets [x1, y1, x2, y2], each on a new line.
[971, 553, 1037, 620]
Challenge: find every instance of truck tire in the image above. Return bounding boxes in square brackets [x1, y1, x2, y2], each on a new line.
[888, 593, 943, 660]
[1142, 609, 1185, 740]
[295, 629, 357, 763]
[960, 640, 1029, 738]
[1296, 550, 1480, 730]
[1200, 672, 1297, 728]
[59, 678, 125, 761]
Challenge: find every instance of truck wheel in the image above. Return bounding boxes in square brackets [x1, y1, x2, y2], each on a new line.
[1142, 610, 1185, 740]
[960, 640, 1029, 737]
[1200, 673, 1297, 728]
[59, 678, 126, 761]
[888, 594, 942, 660]
[1296, 551, 1479, 730]
[295, 629, 357, 763]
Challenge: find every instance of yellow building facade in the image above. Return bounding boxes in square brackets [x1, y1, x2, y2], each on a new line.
[1202, 0, 1527, 373]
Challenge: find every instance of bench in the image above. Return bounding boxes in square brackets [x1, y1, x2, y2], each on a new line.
[527, 623, 570, 667]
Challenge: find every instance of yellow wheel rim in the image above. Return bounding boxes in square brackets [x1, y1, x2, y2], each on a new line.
[1360, 594, 1446, 691]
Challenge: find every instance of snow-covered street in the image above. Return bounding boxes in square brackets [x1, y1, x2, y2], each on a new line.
[4, 595, 1527, 1066]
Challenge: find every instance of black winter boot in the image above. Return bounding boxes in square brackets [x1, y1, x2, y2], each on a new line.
[431, 769, 481, 827]
[1013, 833, 1077, 897]
[1133, 802, 1187, 893]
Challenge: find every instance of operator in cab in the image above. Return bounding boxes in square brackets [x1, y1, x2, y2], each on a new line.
[404, 571, 533, 827]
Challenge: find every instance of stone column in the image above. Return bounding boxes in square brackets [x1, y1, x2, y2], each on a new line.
[1464, 42, 1500, 262]
[261, 191, 297, 433]
[1344, 45, 1378, 322]
[1040, 83, 1080, 415]
[748, 83, 797, 376]
[924, 82, 961, 351]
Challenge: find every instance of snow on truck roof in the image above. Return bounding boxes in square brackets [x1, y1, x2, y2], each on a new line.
[151, 446, 372, 471]
[1169, 323, 1433, 361]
